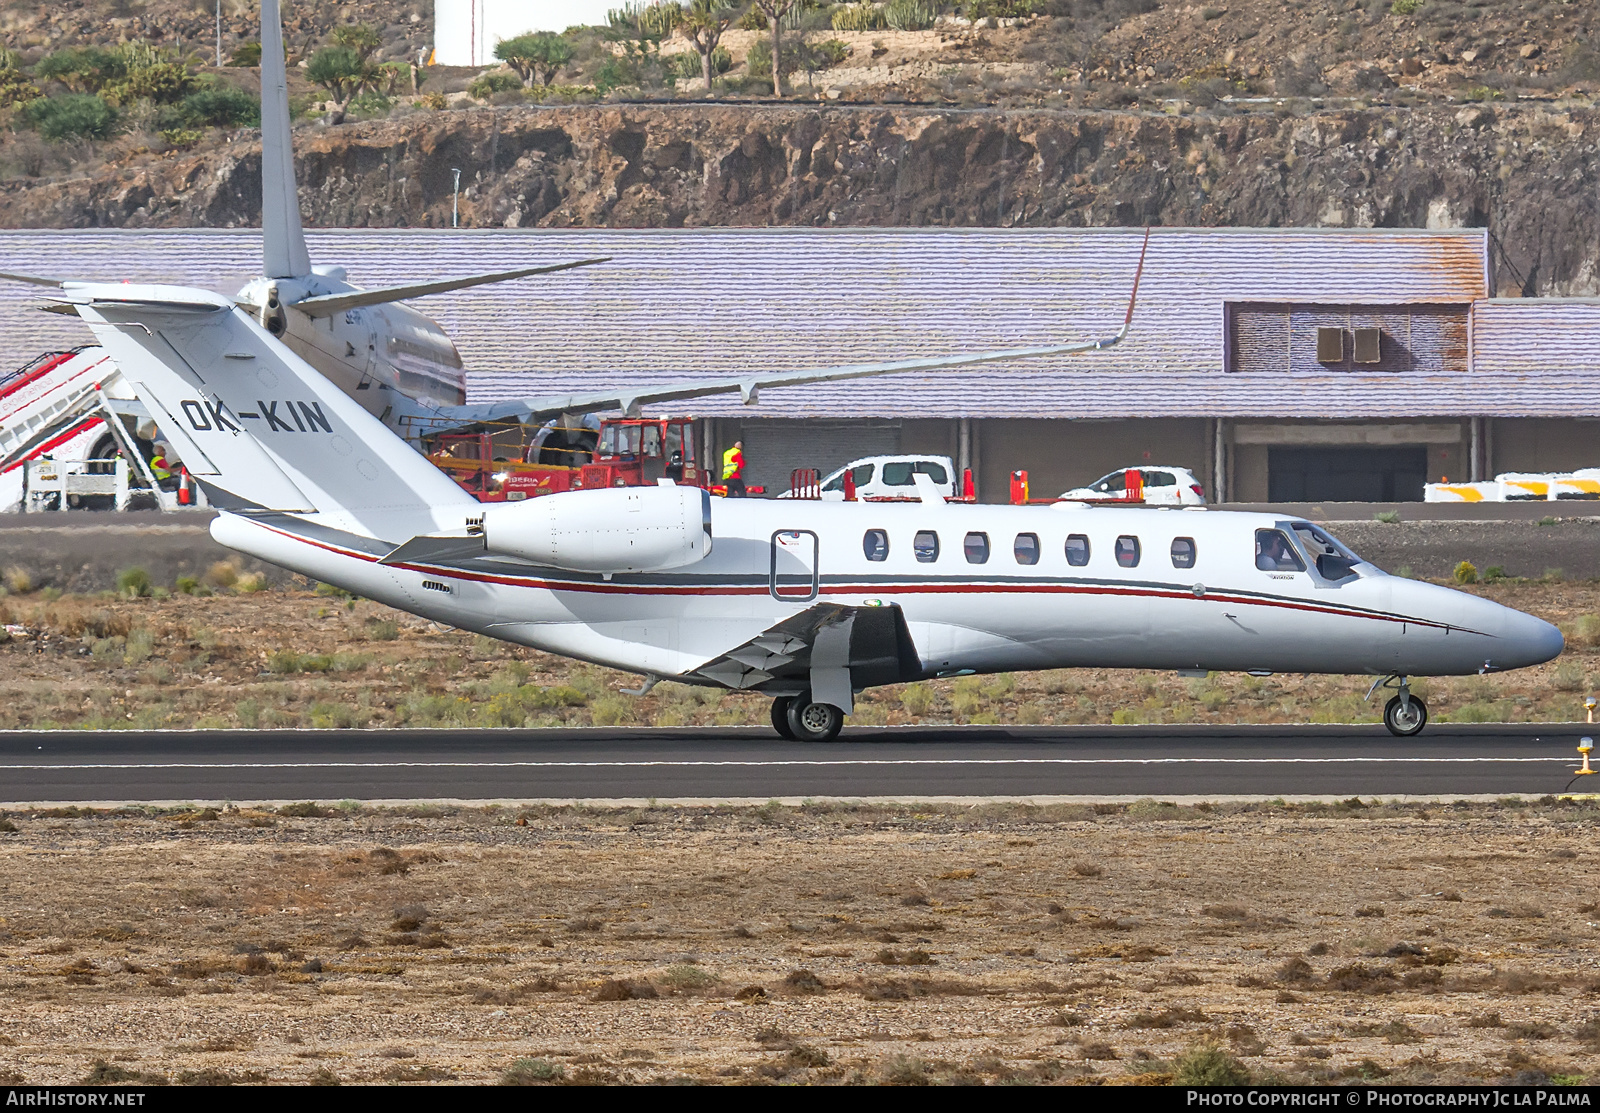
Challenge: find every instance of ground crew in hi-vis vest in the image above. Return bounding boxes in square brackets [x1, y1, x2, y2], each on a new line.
[721, 440, 746, 497]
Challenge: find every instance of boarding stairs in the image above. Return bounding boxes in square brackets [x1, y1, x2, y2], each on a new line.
[0, 347, 196, 511]
[0, 349, 120, 472]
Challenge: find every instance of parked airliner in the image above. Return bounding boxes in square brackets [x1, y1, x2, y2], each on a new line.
[58, 282, 1563, 740]
[2, 0, 1147, 457]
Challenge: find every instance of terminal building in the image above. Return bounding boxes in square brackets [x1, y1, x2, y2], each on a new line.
[1, 226, 1597, 502]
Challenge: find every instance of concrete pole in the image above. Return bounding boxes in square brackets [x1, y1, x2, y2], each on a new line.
[1213, 417, 1227, 503]
[1469, 416, 1483, 482]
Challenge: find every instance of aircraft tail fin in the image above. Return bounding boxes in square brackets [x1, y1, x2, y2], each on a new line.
[260, 0, 310, 279]
[64, 283, 475, 541]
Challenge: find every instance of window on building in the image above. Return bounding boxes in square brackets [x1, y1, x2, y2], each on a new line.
[914, 530, 940, 563]
[1171, 537, 1197, 569]
[1014, 533, 1040, 565]
[1065, 534, 1090, 567]
[1115, 535, 1141, 568]
[863, 529, 889, 562]
[1353, 327, 1382, 363]
[1255, 528, 1306, 572]
[964, 532, 990, 564]
[1227, 303, 1468, 375]
[1316, 327, 1344, 363]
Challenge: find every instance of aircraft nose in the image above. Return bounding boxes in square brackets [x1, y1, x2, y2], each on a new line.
[1497, 609, 1564, 670]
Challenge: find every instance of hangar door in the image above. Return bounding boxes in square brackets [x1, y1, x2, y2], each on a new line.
[738, 421, 902, 493]
[1268, 447, 1428, 502]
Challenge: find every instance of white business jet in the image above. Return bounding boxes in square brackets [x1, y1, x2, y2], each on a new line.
[59, 282, 1563, 741]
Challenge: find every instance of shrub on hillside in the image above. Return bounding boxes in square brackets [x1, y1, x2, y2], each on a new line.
[23, 94, 119, 141]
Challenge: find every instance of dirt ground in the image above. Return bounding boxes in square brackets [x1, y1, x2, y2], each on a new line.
[1, 800, 1598, 1086]
[0, 570, 1595, 731]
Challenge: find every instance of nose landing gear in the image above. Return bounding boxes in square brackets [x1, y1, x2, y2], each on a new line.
[1368, 675, 1429, 736]
[770, 692, 844, 742]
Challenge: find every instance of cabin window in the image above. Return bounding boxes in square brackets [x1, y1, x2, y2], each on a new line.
[863, 529, 889, 562]
[1170, 537, 1197, 569]
[1014, 533, 1040, 565]
[913, 530, 940, 563]
[1115, 535, 1141, 568]
[964, 532, 990, 564]
[1255, 529, 1306, 572]
[1065, 534, 1091, 567]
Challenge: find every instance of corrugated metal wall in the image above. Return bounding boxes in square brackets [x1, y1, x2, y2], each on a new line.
[7, 226, 1580, 421]
[1473, 299, 1600, 375]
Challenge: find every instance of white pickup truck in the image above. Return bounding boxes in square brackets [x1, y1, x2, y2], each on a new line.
[812, 455, 958, 501]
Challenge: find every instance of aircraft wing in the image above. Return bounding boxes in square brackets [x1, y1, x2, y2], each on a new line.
[689, 602, 924, 713]
[408, 228, 1152, 428]
[410, 332, 1139, 431]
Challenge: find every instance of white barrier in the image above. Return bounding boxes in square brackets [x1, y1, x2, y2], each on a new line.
[1426, 469, 1600, 503]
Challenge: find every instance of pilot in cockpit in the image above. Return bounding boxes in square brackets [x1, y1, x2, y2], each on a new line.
[1255, 530, 1303, 572]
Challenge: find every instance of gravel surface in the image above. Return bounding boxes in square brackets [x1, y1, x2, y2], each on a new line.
[1, 800, 1598, 1086]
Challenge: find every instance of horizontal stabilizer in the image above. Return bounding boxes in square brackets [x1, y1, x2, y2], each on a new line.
[293, 258, 610, 318]
[378, 533, 488, 567]
[0, 270, 66, 287]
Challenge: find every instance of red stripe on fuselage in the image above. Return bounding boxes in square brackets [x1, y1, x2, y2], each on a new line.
[254, 521, 1466, 634]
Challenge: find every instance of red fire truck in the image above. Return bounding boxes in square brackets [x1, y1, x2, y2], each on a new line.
[427, 416, 706, 502]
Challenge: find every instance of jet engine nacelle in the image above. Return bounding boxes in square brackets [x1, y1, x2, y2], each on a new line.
[481, 485, 712, 574]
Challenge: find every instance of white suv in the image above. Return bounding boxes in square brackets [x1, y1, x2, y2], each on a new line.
[813, 455, 957, 501]
[1061, 466, 1207, 506]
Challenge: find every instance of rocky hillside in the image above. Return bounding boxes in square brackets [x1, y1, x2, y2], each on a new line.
[0, 1, 1596, 293]
[0, 101, 1594, 294]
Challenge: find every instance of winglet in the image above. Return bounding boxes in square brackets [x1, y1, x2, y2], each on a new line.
[260, 0, 311, 279]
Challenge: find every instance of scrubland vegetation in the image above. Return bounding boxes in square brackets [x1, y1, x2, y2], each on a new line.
[0, 561, 1595, 730]
[1, 798, 1598, 1084]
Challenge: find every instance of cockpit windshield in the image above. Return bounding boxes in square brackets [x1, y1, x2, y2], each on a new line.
[1290, 523, 1369, 582]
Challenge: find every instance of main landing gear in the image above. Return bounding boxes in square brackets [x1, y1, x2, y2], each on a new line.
[770, 693, 844, 743]
[1369, 675, 1429, 737]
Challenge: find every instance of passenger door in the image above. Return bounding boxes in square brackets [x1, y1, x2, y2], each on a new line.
[770, 530, 819, 601]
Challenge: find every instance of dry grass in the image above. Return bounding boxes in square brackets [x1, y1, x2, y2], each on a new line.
[0, 800, 1598, 1085]
[0, 580, 1592, 731]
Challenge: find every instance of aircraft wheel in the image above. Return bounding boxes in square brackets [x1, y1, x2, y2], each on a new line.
[1383, 694, 1428, 737]
[770, 697, 796, 740]
[785, 695, 843, 743]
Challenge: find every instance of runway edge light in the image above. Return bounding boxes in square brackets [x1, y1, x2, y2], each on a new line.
[1561, 737, 1598, 800]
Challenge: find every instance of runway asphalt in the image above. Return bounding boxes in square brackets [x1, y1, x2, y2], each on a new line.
[0, 723, 1593, 804]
